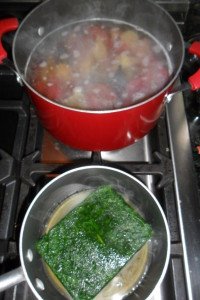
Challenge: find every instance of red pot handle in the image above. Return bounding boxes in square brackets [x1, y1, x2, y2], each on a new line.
[0, 18, 19, 63]
[187, 41, 200, 91]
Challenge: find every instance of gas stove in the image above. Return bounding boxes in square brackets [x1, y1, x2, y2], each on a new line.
[0, 1, 200, 300]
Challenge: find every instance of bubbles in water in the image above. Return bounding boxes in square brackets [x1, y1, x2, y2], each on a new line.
[26, 20, 171, 111]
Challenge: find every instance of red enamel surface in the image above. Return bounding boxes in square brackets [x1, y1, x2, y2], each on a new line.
[28, 88, 167, 151]
[188, 69, 200, 91]
[188, 41, 200, 58]
[0, 18, 19, 63]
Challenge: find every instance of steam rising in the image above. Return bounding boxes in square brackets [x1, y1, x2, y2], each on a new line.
[13, 0, 183, 111]
[14, 0, 182, 74]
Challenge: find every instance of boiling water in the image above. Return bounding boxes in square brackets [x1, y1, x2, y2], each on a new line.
[43, 189, 151, 299]
[26, 19, 172, 110]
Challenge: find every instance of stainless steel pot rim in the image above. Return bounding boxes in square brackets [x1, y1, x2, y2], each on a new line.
[19, 165, 171, 300]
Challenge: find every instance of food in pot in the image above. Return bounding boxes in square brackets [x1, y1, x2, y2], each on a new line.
[36, 185, 152, 300]
[26, 20, 171, 110]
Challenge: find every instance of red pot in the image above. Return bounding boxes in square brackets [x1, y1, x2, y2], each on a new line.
[0, 0, 200, 151]
[27, 88, 166, 150]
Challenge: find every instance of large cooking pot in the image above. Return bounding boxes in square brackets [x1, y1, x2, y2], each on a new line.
[0, 0, 200, 151]
[0, 166, 170, 299]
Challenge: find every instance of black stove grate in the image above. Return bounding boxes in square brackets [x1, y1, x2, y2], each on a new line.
[0, 87, 187, 300]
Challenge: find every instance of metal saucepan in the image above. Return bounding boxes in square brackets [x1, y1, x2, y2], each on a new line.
[0, 166, 170, 299]
[0, 0, 200, 151]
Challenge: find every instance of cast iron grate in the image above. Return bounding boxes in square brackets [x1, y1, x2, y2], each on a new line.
[20, 150, 174, 189]
[0, 91, 186, 299]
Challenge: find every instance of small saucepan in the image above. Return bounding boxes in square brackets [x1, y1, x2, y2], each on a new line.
[0, 166, 170, 299]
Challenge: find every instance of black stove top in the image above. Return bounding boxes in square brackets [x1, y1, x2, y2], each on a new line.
[0, 1, 200, 300]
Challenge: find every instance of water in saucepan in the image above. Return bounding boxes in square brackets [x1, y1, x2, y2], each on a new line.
[26, 20, 171, 110]
[25, 19, 172, 111]
[43, 189, 152, 299]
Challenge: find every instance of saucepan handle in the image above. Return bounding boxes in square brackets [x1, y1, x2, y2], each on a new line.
[187, 41, 200, 90]
[165, 41, 200, 102]
[0, 266, 25, 292]
[0, 18, 19, 64]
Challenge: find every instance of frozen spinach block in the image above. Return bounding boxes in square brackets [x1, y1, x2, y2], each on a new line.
[36, 185, 152, 300]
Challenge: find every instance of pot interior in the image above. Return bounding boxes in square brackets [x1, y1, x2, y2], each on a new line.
[20, 166, 170, 300]
[13, 0, 184, 110]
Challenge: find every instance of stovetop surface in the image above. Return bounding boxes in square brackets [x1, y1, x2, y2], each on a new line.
[1, 84, 200, 300]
